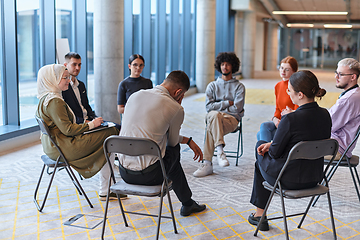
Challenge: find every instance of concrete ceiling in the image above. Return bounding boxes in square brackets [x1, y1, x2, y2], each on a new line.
[259, 0, 360, 25]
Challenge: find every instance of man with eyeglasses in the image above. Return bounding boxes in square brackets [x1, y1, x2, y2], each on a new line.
[193, 52, 245, 177]
[329, 58, 360, 159]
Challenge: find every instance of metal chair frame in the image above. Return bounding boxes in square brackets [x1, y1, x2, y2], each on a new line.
[313, 125, 360, 206]
[254, 139, 339, 240]
[34, 116, 93, 212]
[214, 119, 243, 166]
[101, 136, 177, 240]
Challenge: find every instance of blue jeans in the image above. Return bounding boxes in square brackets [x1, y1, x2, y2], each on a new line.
[256, 121, 277, 142]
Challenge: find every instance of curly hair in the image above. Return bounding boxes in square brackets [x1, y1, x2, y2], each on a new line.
[214, 52, 240, 74]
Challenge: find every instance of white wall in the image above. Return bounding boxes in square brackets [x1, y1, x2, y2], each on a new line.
[0, 131, 40, 155]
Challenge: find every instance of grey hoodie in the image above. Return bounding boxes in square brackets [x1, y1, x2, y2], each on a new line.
[205, 77, 245, 121]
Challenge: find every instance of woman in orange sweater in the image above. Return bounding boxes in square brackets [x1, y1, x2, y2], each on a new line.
[256, 56, 299, 141]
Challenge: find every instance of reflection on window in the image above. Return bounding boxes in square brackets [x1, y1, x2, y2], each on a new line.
[16, 0, 40, 122]
[56, 0, 73, 46]
[87, 0, 95, 108]
[150, 0, 156, 83]
[133, 0, 141, 54]
[288, 28, 359, 69]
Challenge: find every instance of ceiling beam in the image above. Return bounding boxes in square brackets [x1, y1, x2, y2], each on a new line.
[259, 0, 288, 27]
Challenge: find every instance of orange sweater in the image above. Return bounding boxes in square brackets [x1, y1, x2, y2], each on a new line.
[274, 80, 298, 119]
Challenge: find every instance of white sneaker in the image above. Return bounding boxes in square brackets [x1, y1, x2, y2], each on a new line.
[193, 160, 213, 177]
[217, 152, 229, 167]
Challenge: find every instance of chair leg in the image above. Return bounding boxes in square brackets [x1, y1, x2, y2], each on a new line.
[279, 187, 290, 240]
[101, 185, 111, 240]
[298, 196, 316, 228]
[326, 191, 337, 239]
[312, 163, 338, 207]
[65, 166, 93, 208]
[254, 188, 276, 236]
[349, 166, 360, 202]
[64, 167, 83, 195]
[166, 188, 178, 234]
[46, 165, 64, 175]
[156, 185, 166, 240]
[353, 167, 360, 202]
[33, 164, 57, 212]
[235, 129, 241, 166]
[117, 196, 128, 227]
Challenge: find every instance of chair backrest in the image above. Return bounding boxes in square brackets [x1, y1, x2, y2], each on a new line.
[35, 115, 67, 162]
[276, 139, 339, 185]
[103, 135, 165, 184]
[103, 135, 162, 158]
[35, 115, 51, 137]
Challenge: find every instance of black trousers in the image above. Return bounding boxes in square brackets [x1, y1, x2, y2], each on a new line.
[250, 140, 318, 209]
[119, 144, 192, 204]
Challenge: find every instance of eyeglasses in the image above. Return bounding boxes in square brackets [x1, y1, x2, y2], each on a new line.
[62, 76, 70, 80]
[334, 71, 354, 78]
[279, 67, 291, 72]
[131, 63, 144, 68]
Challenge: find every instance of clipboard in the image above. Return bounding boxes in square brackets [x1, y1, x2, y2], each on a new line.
[83, 121, 116, 134]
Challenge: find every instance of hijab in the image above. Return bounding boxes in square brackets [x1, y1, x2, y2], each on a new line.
[37, 64, 67, 106]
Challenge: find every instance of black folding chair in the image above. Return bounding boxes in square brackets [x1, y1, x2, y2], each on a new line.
[254, 139, 339, 240]
[34, 116, 93, 212]
[101, 136, 177, 240]
[313, 125, 360, 206]
[212, 119, 243, 166]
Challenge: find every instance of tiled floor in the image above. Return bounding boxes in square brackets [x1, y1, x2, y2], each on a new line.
[1, 71, 360, 239]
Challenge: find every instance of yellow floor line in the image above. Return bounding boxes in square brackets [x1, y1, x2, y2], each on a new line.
[12, 181, 20, 239]
[208, 206, 245, 240]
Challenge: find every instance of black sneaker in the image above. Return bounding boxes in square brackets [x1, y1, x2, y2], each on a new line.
[180, 201, 206, 216]
[248, 213, 269, 231]
[99, 192, 127, 201]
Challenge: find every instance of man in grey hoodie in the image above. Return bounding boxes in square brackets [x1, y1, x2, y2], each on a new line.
[193, 52, 245, 177]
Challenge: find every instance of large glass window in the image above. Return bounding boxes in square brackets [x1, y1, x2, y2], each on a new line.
[16, 0, 40, 122]
[55, 0, 73, 47]
[133, 0, 141, 54]
[87, 0, 95, 107]
[150, 0, 157, 82]
[0, 8, 2, 126]
[286, 28, 360, 69]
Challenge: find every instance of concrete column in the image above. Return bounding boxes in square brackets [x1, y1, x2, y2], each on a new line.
[242, 8, 256, 78]
[195, 0, 216, 93]
[94, 0, 123, 124]
[265, 22, 279, 70]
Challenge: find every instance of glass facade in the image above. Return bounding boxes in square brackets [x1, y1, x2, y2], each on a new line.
[1, 0, 234, 141]
[283, 28, 360, 69]
[126, 0, 196, 86]
[87, 0, 95, 108]
[0, 8, 2, 126]
[16, 0, 40, 122]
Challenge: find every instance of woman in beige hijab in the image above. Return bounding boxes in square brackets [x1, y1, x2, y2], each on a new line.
[36, 64, 119, 199]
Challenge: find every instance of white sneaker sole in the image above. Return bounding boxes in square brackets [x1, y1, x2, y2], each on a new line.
[193, 169, 213, 177]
